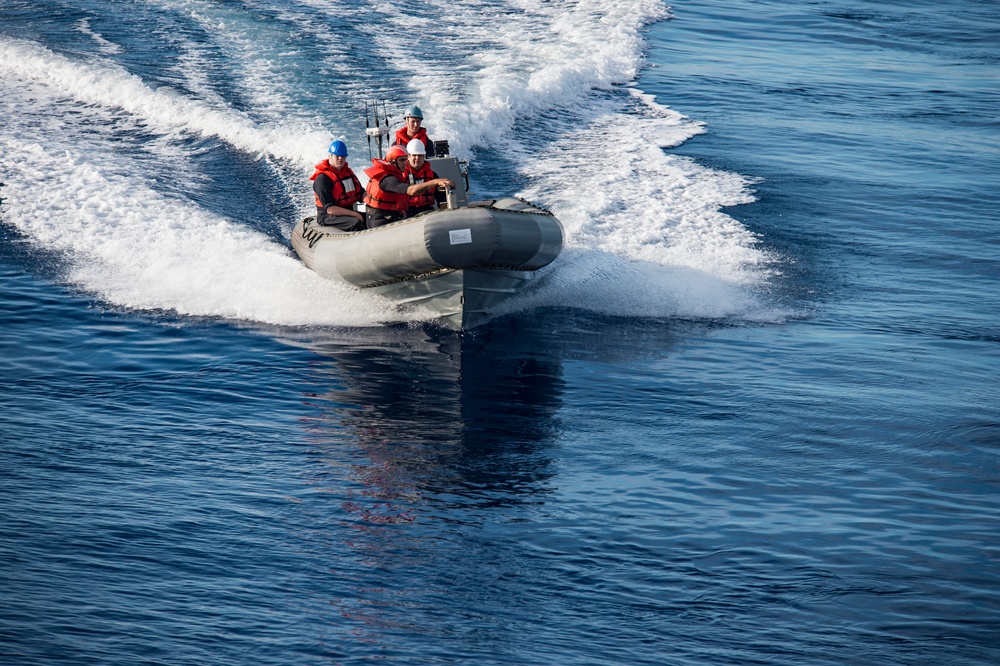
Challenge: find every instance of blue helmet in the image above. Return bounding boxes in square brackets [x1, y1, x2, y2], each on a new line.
[404, 105, 424, 120]
[328, 140, 348, 156]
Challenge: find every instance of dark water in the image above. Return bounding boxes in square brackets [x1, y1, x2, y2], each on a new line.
[2, 0, 999, 664]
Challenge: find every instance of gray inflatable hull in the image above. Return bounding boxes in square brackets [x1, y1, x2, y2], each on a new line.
[291, 198, 563, 329]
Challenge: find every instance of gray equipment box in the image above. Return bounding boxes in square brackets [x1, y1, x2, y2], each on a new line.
[427, 157, 470, 208]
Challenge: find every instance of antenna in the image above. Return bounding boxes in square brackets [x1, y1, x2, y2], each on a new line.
[365, 101, 372, 161]
[380, 100, 389, 158]
[363, 99, 391, 159]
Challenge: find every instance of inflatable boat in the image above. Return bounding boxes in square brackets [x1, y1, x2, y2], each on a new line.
[291, 156, 563, 330]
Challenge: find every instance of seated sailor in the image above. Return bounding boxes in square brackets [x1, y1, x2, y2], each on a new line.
[393, 104, 434, 157]
[310, 140, 365, 231]
[364, 144, 454, 229]
[404, 138, 442, 217]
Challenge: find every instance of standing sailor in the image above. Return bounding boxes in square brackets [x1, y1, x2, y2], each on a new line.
[393, 105, 434, 156]
[310, 140, 365, 231]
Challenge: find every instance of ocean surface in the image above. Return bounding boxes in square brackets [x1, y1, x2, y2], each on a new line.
[2, 0, 999, 664]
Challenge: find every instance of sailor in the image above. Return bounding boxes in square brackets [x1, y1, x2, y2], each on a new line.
[403, 138, 441, 217]
[364, 144, 412, 228]
[393, 105, 434, 157]
[310, 140, 366, 231]
[364, 144, 455, 228]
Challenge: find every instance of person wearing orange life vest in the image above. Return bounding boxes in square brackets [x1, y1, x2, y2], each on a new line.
[310, 140, 365, 231]
[393, 105, 434, 157]
[403, 138, 442, 217]
[364, 144, 454, 228]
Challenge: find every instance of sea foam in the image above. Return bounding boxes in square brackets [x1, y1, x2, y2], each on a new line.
[0, 38, 325, 166]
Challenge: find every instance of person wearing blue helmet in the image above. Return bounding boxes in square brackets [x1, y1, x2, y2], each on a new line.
[393, 104, 434, 156]
[309, 139, 365, 231]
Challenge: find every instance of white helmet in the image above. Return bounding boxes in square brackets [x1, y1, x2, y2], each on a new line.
[406, 138, 426, 156]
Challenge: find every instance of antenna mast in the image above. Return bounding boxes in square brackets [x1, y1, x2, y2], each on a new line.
[364, 100, 391, 159]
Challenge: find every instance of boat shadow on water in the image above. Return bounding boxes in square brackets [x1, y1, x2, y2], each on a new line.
[290, 320, 567, 519]
[267, 311, 693, 520]
[257, 313, 698, 639]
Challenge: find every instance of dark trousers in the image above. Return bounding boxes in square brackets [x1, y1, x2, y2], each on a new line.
[406, 205, 436, 217]
[366, 208, 406, 228]
[317, 212, 366, 232]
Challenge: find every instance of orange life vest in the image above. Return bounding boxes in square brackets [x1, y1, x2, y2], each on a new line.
[310, 161, 362, 209]
[363, 159, 410, 212]
[394, 126, 432, 155]
[405, 161, 437, 208]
